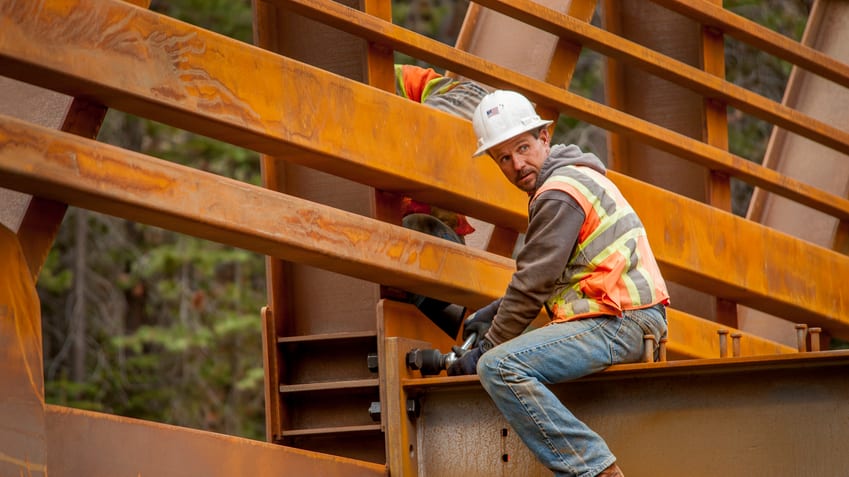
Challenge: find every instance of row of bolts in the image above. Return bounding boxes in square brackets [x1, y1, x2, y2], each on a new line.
[641, 324, 821, 363]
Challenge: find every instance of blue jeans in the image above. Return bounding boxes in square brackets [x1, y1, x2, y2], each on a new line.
[477, 304, 667, 477]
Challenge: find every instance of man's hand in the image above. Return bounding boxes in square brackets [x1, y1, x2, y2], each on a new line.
[446, 339, 493, 376]
[447, 346, 483, 375]
[463, 298, 501, 346]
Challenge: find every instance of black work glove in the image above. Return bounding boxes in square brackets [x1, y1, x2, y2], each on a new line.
[447, 346, 483, 376]
[463, 298, 501, 346]
[447, 339, 493, 376]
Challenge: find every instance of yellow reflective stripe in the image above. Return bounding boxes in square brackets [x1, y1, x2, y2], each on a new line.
[394, 64, 409, 99]
[420, 76, 457, 103]
[544, 174, 610, 221]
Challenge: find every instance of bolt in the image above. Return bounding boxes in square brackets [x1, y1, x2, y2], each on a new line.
[406, 348, 426, 371]
[367, 352, 379, 373]
[658, 337, 668, 362]
[717, 329, 729, 358]
[643, 334, 656, 363]
[406, 398, 420, 421]
[809, 327, 822, 352]
[368, 401, 381, 422]
[795, 324, 808, 352]
[731, 332, 742, 357]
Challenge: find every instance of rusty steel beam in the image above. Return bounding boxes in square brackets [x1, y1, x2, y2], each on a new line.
[0, 114, 514, 308]
[465, 0, 849, 157]
[615, 171, 849, 338]
[3, 0, 849, 226]
[666, 309, 796, 359]
[0, 0, 527, 231]
[0, 225, 47, 477]
[270, 0, 849, 222]
[44, 405, 386, 477]
[651, 0, 849, 89]
[390, 330, 849, 477]
[2, 114, 846, 340]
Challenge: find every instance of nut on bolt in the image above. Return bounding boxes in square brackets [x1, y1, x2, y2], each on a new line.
[368, 401, 381, 422]
[406, 398, 421, 420]
[367, 352, 379, 373]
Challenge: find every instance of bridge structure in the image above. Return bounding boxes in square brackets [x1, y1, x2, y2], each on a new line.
[1, 0, 849, 475]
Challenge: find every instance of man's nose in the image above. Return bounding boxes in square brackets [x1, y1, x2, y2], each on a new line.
[511, 156, 525, 171]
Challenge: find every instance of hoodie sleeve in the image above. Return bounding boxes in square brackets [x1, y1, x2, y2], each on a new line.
[484, 190, 586, 345]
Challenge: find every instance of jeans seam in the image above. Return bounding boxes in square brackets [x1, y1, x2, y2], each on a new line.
[493, 319, 611, 474]
[496, 358, 581, 474]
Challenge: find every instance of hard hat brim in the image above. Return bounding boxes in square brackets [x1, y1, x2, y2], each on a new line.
[472, 119, 553, 157]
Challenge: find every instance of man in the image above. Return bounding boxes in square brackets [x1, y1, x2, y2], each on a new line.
[395, 63, 489, 238]
[448, 90, 669, 477]
[393, 64, 488, 338]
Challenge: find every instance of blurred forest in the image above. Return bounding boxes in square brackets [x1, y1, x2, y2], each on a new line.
[39, 0, 812, 440]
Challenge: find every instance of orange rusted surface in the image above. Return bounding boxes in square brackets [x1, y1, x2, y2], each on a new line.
[44, 405, 386, 477]
[652, 0, 849, 88]
[3, 113, 843, 344]
[0, 225, 46, 477]
[468, 0, 849, 157]
[0, 114, 515, 309]
[666, 309, 796, 359]
[4, 0, 849, 228]
[0, 0, 527, 231]
[614, 169, 849, 337]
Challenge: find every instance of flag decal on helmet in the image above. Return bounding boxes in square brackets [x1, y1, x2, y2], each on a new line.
[486, 106, 500, 117]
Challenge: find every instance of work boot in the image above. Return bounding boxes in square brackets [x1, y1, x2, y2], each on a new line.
[596, 463, 624, 477]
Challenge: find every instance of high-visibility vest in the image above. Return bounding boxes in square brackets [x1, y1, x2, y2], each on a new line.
[531, 165, 669, 321]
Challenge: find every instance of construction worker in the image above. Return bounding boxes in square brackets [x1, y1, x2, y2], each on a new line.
[395, 64, 488, 239]
[393, 64, 489, 338]
[448, 90, 670, 477]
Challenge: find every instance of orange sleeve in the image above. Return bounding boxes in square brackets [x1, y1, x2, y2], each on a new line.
[398, 65, 443, 103]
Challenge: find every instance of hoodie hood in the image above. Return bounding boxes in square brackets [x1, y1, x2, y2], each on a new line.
[534, 144, 607, 192]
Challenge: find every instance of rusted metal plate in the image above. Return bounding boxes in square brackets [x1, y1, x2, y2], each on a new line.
[44, 405, 387, 477]
[0, 225, 46, 477]
[398, 349, 849, 477]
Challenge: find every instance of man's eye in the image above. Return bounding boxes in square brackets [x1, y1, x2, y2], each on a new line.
[518, 145, 528, 153]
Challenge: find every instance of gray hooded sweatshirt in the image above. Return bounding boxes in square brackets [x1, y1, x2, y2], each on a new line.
[484, 144, 608, 346]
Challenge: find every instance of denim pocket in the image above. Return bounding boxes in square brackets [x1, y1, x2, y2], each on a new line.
[626, 304, 668, 341]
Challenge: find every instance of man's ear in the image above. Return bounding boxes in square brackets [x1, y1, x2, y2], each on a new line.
[539, 127, 551, 145]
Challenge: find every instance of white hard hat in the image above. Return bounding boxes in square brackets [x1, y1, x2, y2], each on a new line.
[472, 90, 553, 157]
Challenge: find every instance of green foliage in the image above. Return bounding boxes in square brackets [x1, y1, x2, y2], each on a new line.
[38, 249, 72, 294]
[150, 0, 254, 42]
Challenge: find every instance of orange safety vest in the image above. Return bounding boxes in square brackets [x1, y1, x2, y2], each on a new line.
[531, 165, 669, 322]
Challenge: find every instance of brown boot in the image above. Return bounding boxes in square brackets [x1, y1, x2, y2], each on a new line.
[596, 463, 624, 477]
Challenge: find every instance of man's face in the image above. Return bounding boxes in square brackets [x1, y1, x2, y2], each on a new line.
[488, 128, 551, 193]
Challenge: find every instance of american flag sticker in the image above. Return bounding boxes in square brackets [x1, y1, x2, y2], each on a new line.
[486, 106, 500, 117]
